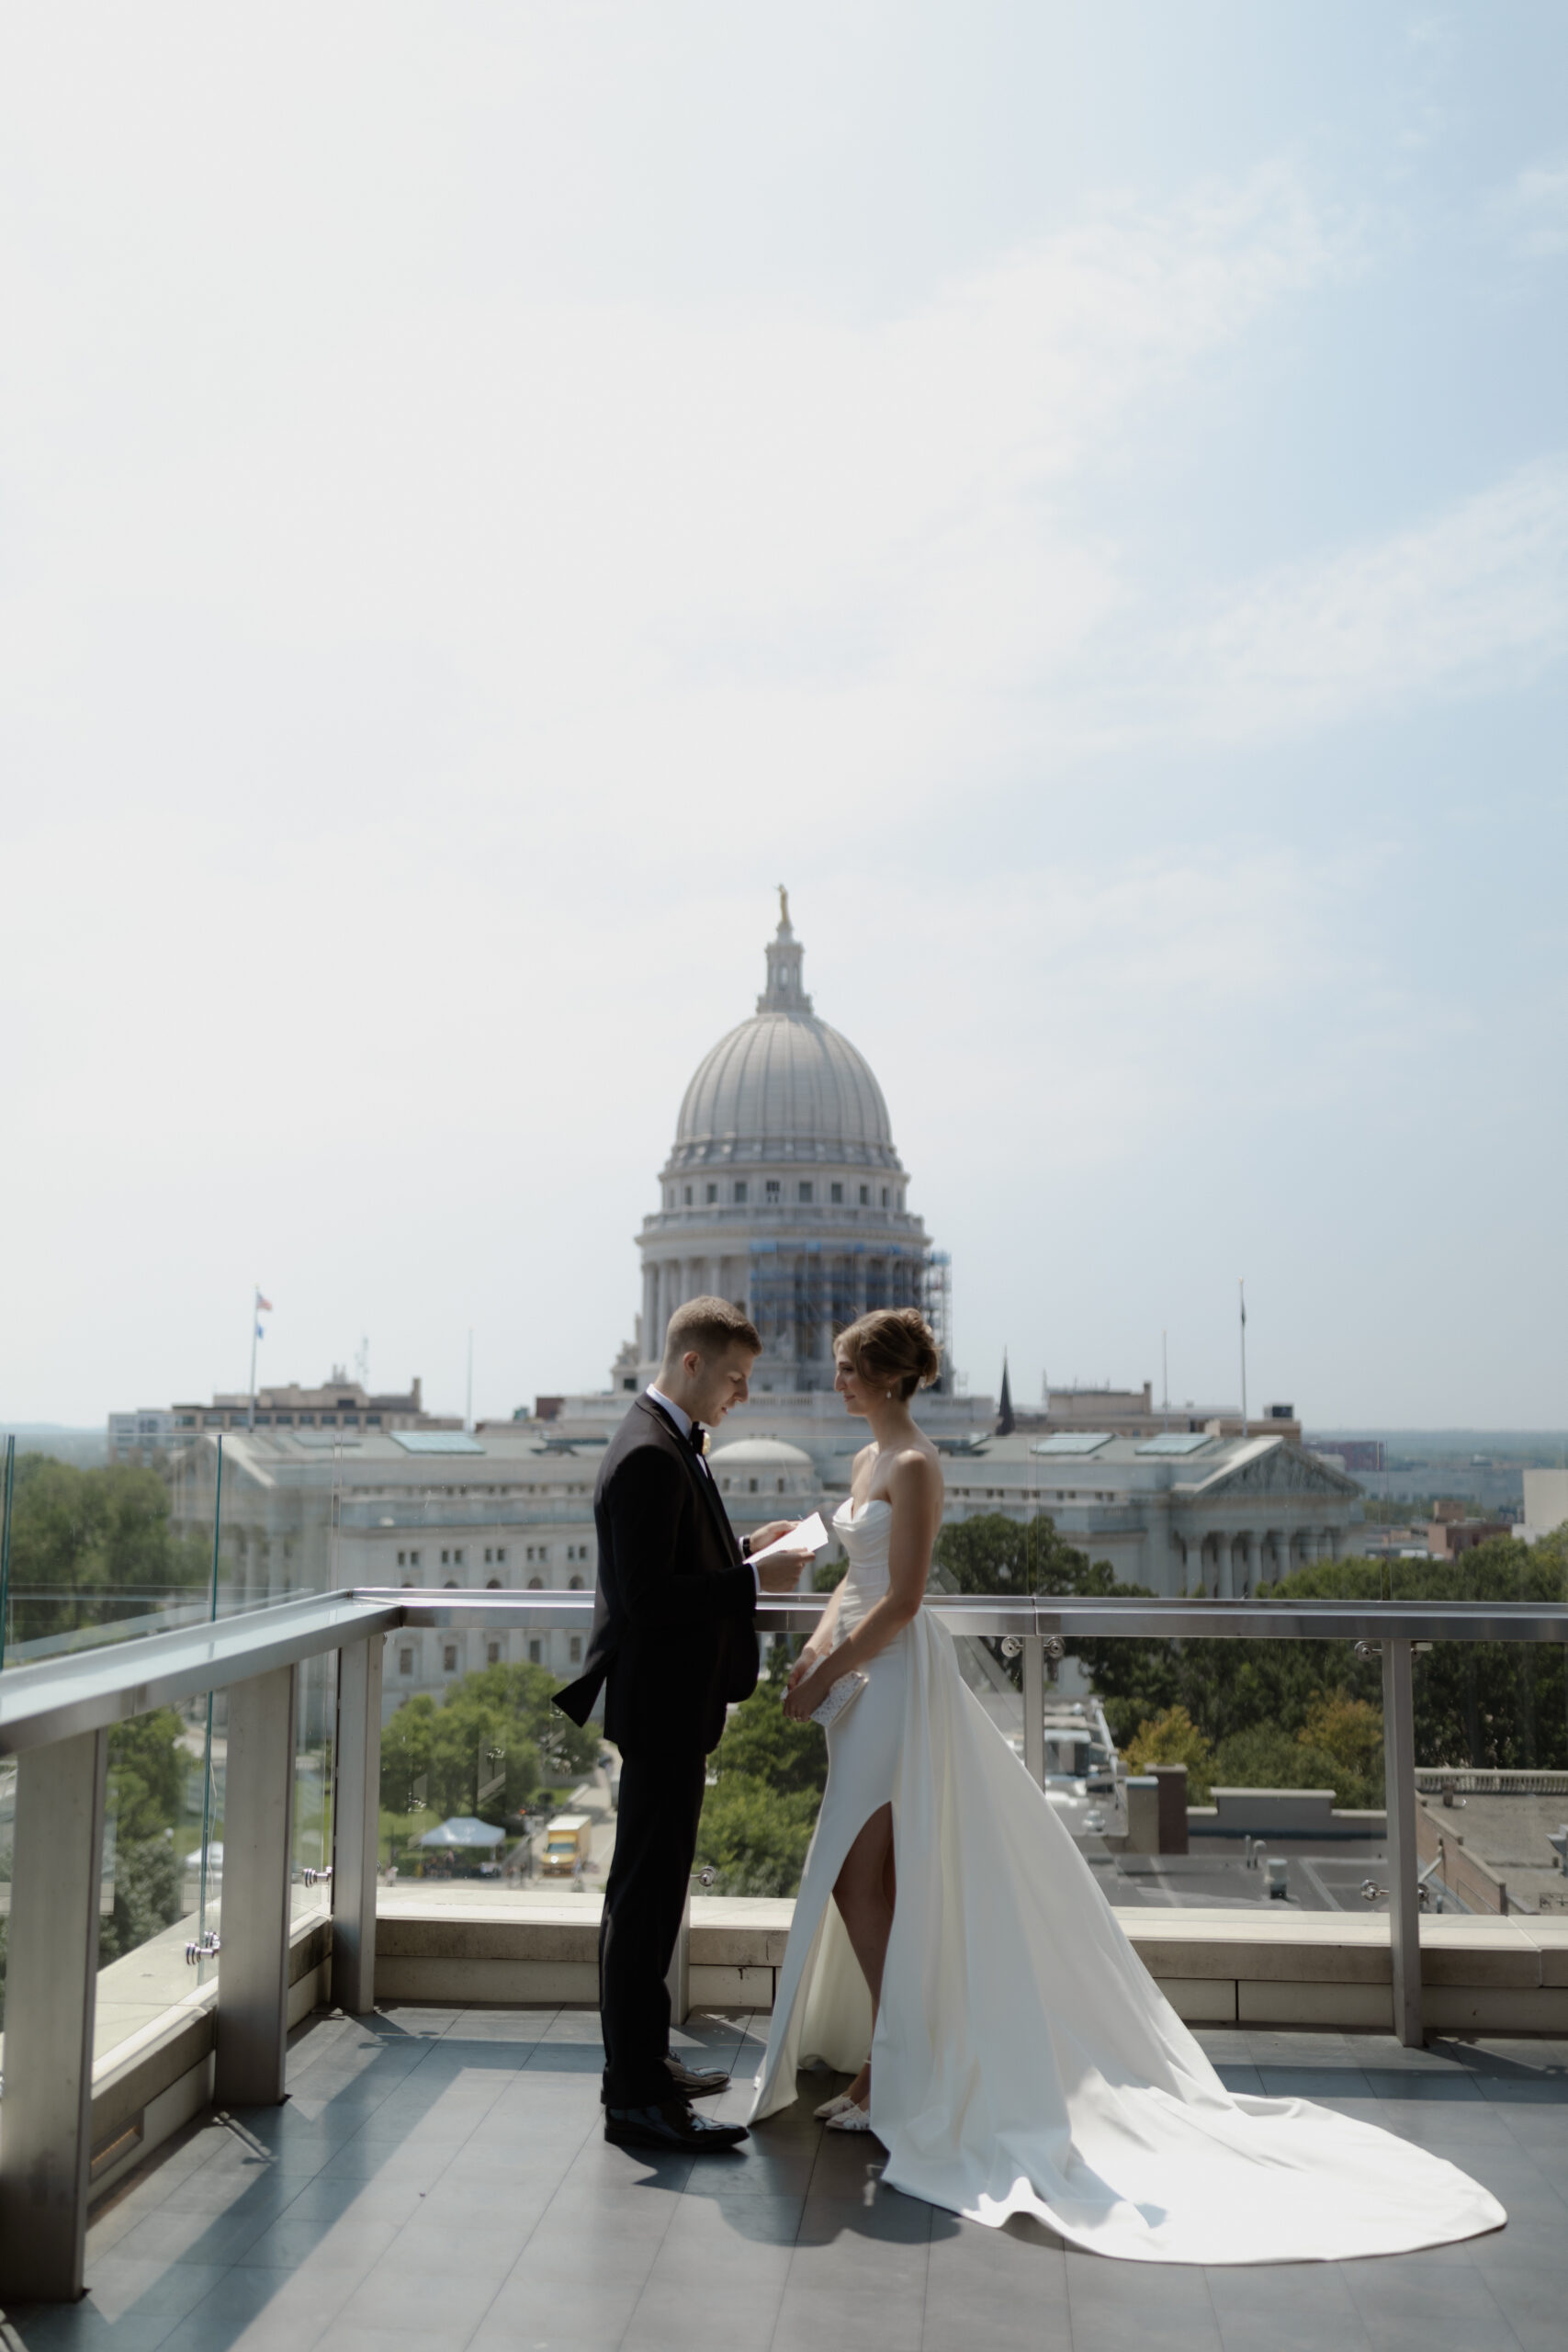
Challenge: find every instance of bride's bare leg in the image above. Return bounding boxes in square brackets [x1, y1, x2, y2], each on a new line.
[832, 1804, 897, 2105]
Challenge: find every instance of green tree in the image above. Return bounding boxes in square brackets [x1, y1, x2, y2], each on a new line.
[694, 1645, 830, 1897]
[107, 1708, 186, 1841]
[933, 1511, 1145, 1690]
[694, 1775, 820, 1897]
[95, 1707, 188, 1967]
[1084, 1538, 1568, 1776]
[380, 1661, 599, 1827]
[1124, 1704, 1214, 1803]
[6, 1457, 209, 1645]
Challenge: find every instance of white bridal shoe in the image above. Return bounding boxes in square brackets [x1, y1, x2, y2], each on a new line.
[825, 2099, 873, 2132]
[813, 2090, 858, 2120]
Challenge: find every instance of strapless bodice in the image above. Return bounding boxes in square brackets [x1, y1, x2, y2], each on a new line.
[831, 1495, 894, 1633]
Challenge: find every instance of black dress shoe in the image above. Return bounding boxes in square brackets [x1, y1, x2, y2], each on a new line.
[604, 2098, 749, 2154]
[665, 2055, 731, 2098]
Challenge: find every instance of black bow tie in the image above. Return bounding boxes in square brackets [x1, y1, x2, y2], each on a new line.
[686, 1422, 706, 1458]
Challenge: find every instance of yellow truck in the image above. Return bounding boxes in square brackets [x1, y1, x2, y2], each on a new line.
[540, 1813, 593, 1879]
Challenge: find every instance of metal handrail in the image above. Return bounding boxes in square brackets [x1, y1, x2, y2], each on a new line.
[3, 1584, 1565, 1755]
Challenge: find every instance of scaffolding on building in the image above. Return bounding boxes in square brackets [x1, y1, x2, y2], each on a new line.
[747, 1240, 953, 1390]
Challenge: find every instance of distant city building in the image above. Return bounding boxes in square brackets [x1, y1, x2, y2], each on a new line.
[109, 1372, 456, 1461]
[1427, 1501, 1512, 1558]
[168, 1420, 818, 1718]
[106, 1408, 177, 1460]
[1010, 1383, 1303, 1446]
[1517, 1469, 1568, 1544]
[935, 1430, 1360, 1594]
[1310, 1439, 1387, 1476]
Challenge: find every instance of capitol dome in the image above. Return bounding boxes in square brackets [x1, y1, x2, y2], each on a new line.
[634, 893, 942, 1395]
[670, 919, 900, 1174]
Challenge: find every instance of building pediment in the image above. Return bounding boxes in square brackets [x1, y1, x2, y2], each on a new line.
[1180, 1438, 1360, 1502]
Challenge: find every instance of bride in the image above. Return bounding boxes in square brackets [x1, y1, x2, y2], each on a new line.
[748, 1306, 1505, 2265]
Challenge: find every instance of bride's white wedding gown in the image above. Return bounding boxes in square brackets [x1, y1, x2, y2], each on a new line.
[749, 1496, 1505, 2264]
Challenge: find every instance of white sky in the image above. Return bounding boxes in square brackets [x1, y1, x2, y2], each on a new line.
[3, 5, 1564, 1430]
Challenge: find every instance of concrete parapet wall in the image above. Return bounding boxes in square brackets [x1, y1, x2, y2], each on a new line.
[369, 1895, 1568, 2038]
[85, 1914, 332, 2207]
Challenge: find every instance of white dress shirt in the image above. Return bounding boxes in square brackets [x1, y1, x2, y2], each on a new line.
[645, 1385, 758, 1592]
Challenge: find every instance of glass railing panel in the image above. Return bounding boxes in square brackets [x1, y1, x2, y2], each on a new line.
[376, 1626, 607, 1907]
[93, 1688, 221, 2068]
[0, 1735, 13, 2036]
[0, 1429, 218, 1667]
[1069, 1626, 1391, 1912]
[292, 1646, 336, 1927]
[207, 1428, 342, 1622]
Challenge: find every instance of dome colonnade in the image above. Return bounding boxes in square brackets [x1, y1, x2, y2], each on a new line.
[635, 898, 949, 1392]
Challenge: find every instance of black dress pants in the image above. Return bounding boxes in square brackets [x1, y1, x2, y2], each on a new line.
[599, 1747, 707, 2109]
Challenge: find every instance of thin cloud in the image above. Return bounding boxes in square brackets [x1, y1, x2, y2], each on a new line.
[1156, 455, 1568, 741]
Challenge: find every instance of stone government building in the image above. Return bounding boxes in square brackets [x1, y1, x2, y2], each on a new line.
[155, 899, 1361, 1709]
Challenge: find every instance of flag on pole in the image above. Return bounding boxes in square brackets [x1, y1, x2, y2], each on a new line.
[256, 1322, 266, 1340]
[255, 1291, 273, 1313]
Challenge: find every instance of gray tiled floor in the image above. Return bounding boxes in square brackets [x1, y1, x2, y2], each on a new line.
[3, 2013, 1566, 2352]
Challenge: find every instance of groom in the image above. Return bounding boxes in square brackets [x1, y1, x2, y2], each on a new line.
[554, 1295, 810, 2154]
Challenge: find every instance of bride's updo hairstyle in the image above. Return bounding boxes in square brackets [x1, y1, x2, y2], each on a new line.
[836, 1308, 941, 1402]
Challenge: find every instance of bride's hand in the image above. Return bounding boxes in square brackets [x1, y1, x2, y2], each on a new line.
[783, 1662, 835, 1723]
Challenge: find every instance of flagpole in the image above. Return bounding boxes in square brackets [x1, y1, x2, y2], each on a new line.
[248, 1287, 259, 1430]
[1238, 1278, 1248, 1437]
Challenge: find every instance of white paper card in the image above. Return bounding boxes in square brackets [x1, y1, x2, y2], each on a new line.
[749, 1510, 828, 1566]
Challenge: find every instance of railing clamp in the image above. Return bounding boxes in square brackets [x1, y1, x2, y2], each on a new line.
[1043, 1635, 1066, 1662]
[301, 1865, 333, 1886]
[1354, 1640, 1381, 1660]
[999, 1635, 1022, 1658]
[185, 1929, 221, 1966]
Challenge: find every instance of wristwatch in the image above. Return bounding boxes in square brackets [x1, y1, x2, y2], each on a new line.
[740, 1535, 752, 1559]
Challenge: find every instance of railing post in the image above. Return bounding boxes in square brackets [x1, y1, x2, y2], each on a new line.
[332, 1634, 384, 2015]
[0, 1726, 108, 2301]
[1021, 1634, 1045, 1788]
[215, 1664, 299, 2106]
[1382, 1637, 1423, 2047]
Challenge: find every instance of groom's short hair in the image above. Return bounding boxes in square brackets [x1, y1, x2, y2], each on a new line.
[663, 1295, 761, 1362]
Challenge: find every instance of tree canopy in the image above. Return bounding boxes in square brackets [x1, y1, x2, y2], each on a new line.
[380, 1660, 601, 1826]
[694, 1643, 829, 1896]
[5, 1456, 209, 1644]
[1086, 1537, 1568, 1774]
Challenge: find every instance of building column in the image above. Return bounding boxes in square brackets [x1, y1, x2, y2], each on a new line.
[641, 1261, 659, 1364]
[1215, 1534, 1233, 1599]
[1324, 1527, 1341, 1561]
[1241, 1531, 1260, 1594]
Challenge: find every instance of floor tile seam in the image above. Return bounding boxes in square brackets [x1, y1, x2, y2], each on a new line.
[151, 2222, 383, 2348]
[1338, 2251, 1530, 2345]
[461, 2100, 610, 2341]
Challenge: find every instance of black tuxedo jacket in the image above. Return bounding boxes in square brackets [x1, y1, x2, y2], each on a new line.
[552, 1396, 759, 1758]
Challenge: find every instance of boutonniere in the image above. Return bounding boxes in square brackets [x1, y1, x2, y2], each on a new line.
[696, 1428, 710, 1457]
